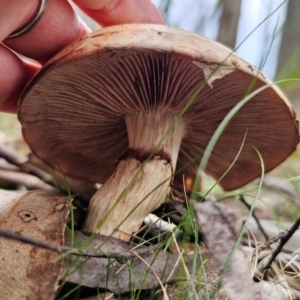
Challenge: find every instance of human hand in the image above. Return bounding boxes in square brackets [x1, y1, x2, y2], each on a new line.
[0, 0, 164, 113]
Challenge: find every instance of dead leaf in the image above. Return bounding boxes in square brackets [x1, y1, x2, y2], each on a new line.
[0, 190, 70, 300]
[194, 199, 291, 300]
[63, 231, 182, 294]
[62, 231, 233, 299]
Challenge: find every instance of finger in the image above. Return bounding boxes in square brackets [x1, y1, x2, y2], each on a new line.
[3, 0, 89, 63]
[73, 0, 165, 26]
[0, 45, 39, 113]
[0, 0, 39, 42]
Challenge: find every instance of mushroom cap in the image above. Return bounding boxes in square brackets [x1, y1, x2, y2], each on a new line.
[19, 24, 299, 191]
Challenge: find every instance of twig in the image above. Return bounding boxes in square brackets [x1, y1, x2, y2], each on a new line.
[0, 143, 49, 179]
[0, 143, 26, 165]
[0, 228, 158, 260]
[0, 228, 63, 252]
[239, 195, 269, 241]
[144, 213, 177, 233]
[0, 158, 19, 171]
[255, 230, 289, 254]
[261, 217, 300, 274]
[0, 169, 56, 191]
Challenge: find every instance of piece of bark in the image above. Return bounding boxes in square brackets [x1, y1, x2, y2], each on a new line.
[0, 190, 25, 222]
[0, 190, 70, 300]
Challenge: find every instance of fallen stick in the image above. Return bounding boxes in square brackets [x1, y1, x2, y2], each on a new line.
[0, 143, 49, 179]
[0, 169, 56, 191]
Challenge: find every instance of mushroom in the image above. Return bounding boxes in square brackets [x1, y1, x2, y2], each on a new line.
[19, 24, 299, 240]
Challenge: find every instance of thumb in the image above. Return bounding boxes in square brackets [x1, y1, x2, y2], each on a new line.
[72, 0, 165, 26]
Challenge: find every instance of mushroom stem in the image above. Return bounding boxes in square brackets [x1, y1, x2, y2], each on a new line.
[82, 111, 185, 240]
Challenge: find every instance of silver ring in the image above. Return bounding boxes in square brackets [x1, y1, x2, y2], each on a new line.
[6, 0, 48, 39]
